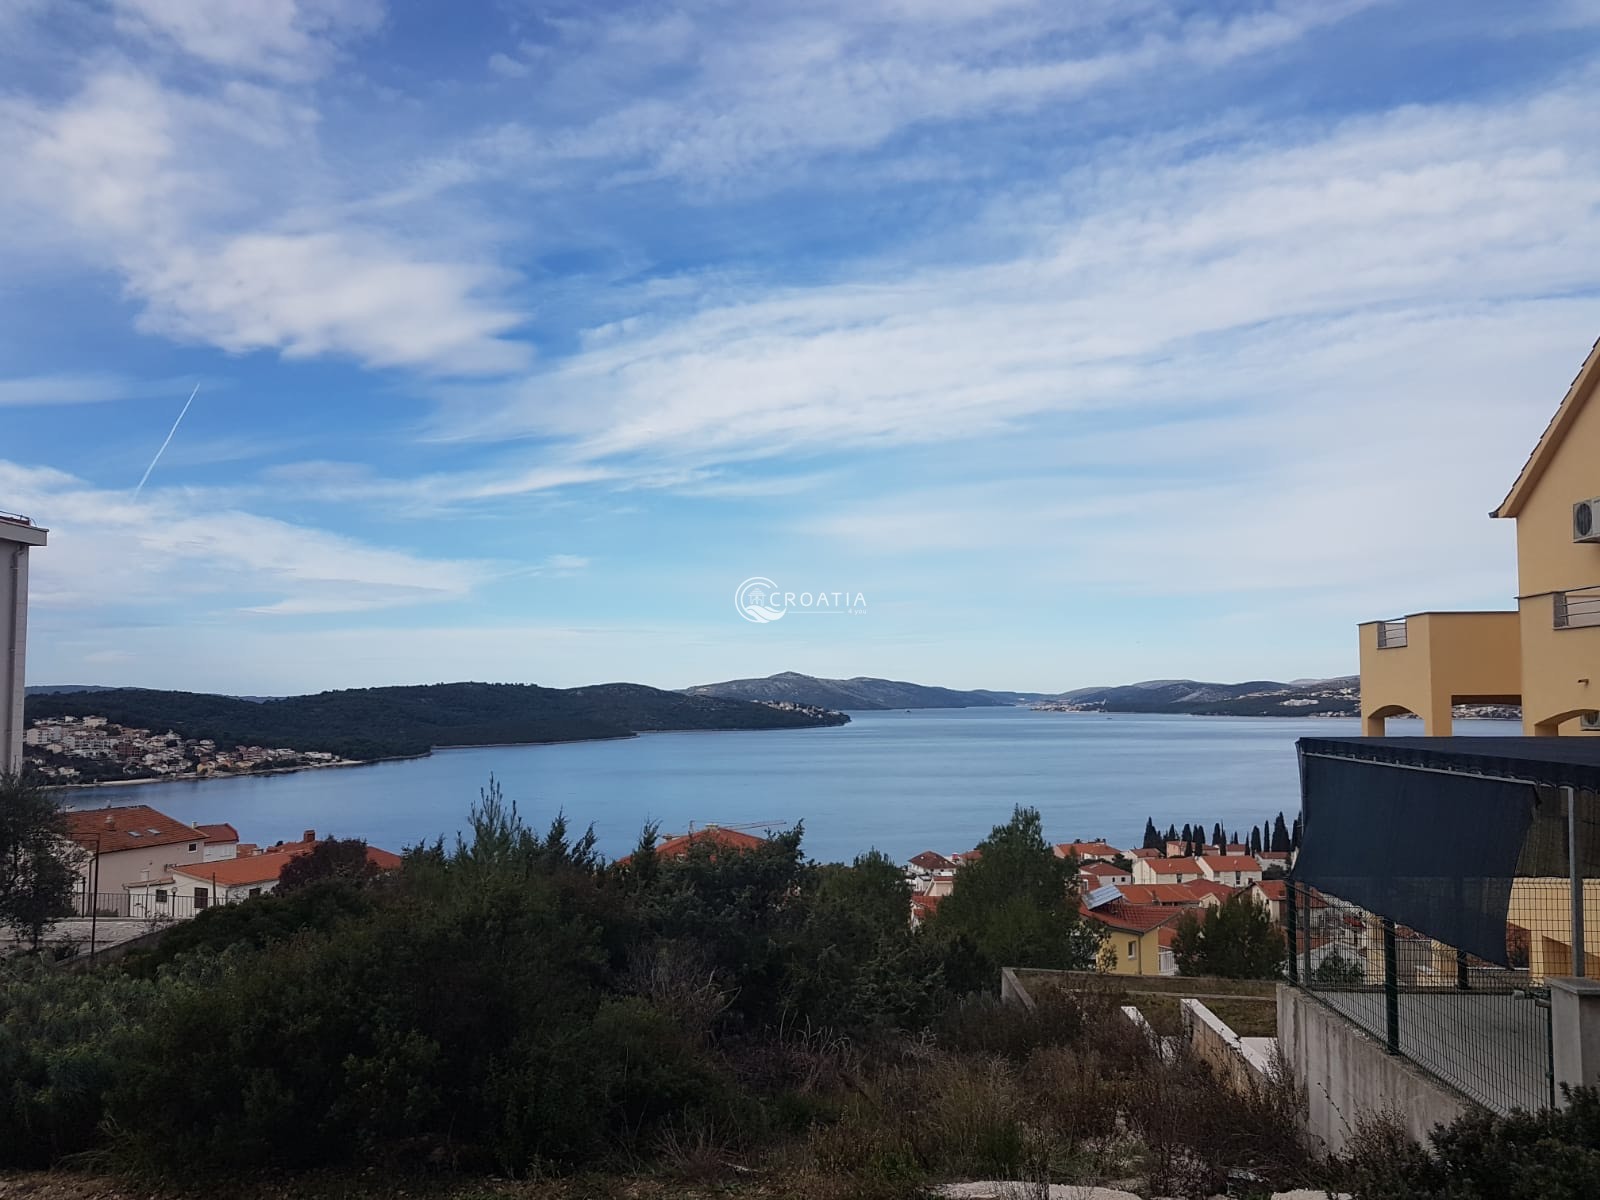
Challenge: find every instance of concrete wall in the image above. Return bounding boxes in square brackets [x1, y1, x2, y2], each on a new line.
[1, 523, 46, 774]
[1358, 611, 1522, 735]
[1183, 998, 1274, 1094]
[1278, 984, 1468, 1154]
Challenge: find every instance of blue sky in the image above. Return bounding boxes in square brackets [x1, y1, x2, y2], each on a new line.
[4, 0, 1600, 694]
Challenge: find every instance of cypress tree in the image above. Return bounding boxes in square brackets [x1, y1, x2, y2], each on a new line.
[1249, 825, 1262, 855]
[1291, 815, 1302, 850]
[1181, 823, 1193, 846]
[1272, 812, 1291, 853]
[1212, 822, 1226, 851]
[1165, 823, 1178, 843]
[1142, 817, 1162, 851]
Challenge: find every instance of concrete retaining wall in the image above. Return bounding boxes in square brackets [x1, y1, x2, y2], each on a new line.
[1278, 984, 1468, 1153]
[1183, 997, 1273, 1093]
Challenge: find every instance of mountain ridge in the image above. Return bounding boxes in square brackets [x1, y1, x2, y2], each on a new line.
[24, 681, 849, 762]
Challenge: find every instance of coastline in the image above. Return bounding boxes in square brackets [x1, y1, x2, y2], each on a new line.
[51, 719, 840, 792]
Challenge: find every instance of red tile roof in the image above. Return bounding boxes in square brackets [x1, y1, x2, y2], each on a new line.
[196, 823, 239, 844]
[1082, 898, 1186, 934]
[1144, 857, 1200, 875]
[949, 849, 982, 865]
[910, 850, 956, 870]
[1200, 855, 1261, 873]
[1130, 847, 1161, 858]
[167, 842, 400, 888]
[617, 826, 767, 866]
[1185, 879, 1238, 903]
[1081, 862, 1130, 881]
[62, 806, 205, 855]
[1054, 840, 1120, 859]
[1253, 879, 1326, 906]
[910, 893, 943, 919]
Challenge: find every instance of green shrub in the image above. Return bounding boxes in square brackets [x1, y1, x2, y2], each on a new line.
[0, 957, 162, 1166]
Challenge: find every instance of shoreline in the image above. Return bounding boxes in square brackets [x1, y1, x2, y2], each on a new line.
[50, 720, 843, 792]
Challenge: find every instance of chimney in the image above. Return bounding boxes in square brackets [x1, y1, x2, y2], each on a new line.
[302, 829, 315, 843]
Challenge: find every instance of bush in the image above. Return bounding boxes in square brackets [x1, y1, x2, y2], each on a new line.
[0, 957, 163, 1166]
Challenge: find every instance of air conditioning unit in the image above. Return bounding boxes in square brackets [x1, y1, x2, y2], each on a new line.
[1576, 498, 1600, 543]
[1582, 711, 1600, 732]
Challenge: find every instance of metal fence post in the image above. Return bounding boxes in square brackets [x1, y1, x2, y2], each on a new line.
[1286, 881, 1300, 986]
[1382, 915, 1400, 1055]
[1568, 785, 1585, 978]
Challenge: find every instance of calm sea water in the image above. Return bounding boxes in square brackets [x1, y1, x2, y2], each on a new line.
[60, 709, 1522, 864]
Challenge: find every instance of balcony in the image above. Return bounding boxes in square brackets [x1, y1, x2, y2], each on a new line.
[1358, 610, 1521, 735]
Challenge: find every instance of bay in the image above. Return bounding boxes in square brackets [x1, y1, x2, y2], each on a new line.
[60, 709, 1522, 864]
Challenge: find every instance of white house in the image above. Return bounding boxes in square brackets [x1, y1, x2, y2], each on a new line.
[61, 805, 209, 898]
[1131, 856, 1201, 886]
[1196, 855, 1263, 887]
[125, 833, 402, 918]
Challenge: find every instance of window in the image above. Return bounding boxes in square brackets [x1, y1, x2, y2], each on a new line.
[194, 887, 209, 909]
[154, 889, 168, 904]
[188, 842, 197, 852]
[1127, 940, 1137, 958]
[248, 887, 262, 899]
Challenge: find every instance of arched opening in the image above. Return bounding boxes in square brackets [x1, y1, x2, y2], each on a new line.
[1363, 703, 1419, 737]
[1530, 707, 1599, 737]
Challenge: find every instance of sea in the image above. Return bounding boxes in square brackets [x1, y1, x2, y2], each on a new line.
[58, 708, 1523, 865]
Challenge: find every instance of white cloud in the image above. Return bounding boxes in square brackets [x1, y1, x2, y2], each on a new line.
[111, 0, 383, 81]
[0, 63, 529, 376]
[0, 373, 186, 406]
[440, 78, 1600, 478]
[0, 461, 496, 618]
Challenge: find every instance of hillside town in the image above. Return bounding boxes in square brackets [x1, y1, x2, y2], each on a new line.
[905, 831, 1307, 977]
[23, 714, 351, 784]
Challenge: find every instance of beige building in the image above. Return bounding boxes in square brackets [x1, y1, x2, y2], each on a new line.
[61, 805, 211, 897]
[1, 512, 46, 773]
[1361, 337, 1600, 735]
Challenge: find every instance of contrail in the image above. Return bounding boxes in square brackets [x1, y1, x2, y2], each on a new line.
[133, 382, 200, 499]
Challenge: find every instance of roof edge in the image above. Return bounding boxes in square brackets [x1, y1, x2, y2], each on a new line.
[1494, 333, 1600, 519]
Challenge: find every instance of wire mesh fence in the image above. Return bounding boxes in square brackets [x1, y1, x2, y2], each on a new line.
[1287, 782, 1600, 1116]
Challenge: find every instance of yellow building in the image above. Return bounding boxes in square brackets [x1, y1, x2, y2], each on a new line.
[1361, 337, 1600, 736]
[1087, 902, 1182, 976]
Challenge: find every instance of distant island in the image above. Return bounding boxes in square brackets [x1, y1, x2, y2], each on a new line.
[684, 671, 1042, 710]
[23, 682, 850, 783]
[680, 670, 1519, 720]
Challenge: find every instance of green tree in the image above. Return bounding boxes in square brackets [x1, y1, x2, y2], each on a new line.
[1142, 817, 1162, 850]
[277, 838, 378, 892]
[932, 806, 1103, 976]
[1249, 825, 1262, 855]
[0, 773, 85, 951]
[1310, 949, 1362, 986]
[1271, 812, 1292, 853]
[1170, 894, 1286, 980]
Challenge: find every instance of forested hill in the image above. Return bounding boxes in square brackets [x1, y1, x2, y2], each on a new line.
[24, 682, 849, 761]
[685, 670, 1019, 710]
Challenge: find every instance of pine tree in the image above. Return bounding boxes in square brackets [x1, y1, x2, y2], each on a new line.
[1272, 812, 1291, 853]
[1249, 825, 1262, 855]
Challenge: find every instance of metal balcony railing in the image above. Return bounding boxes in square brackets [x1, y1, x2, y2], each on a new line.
[1554, 589, 1600, 630]
[1377, 619, 1408, 648]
